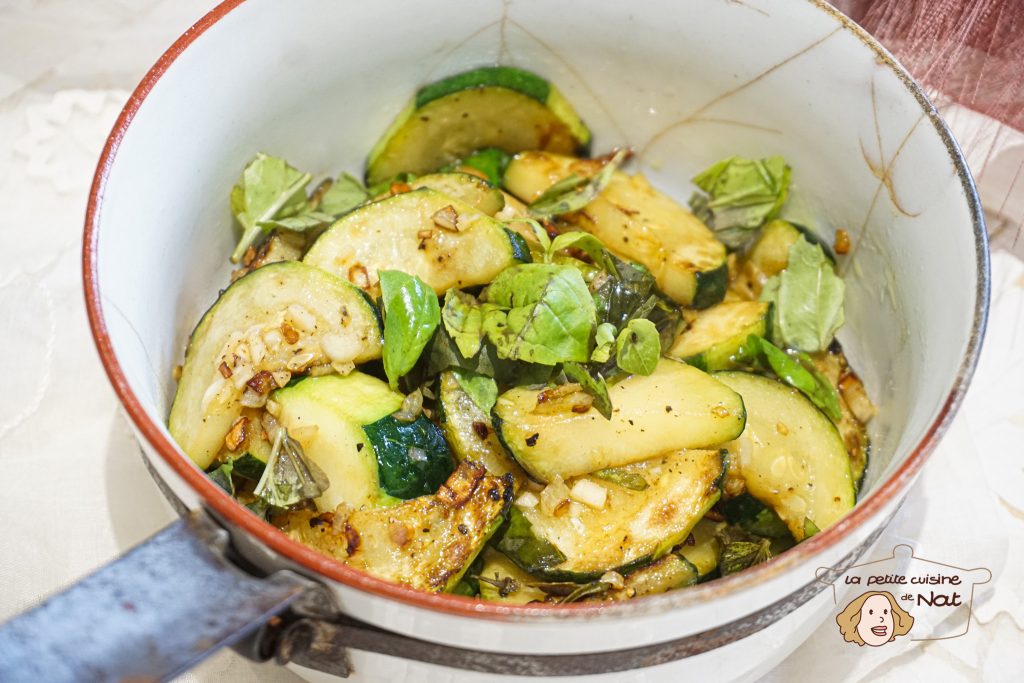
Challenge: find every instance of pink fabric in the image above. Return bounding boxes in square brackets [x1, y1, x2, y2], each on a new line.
[834, 0, 1024, 132]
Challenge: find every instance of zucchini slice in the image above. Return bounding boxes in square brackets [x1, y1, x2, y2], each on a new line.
[494, 358, 745, 482]
[503, 151, 728, 308]
[408, 172, 505, 216]
[303, 189, 528, 296]
[272, 374, 455, 511]
[437, 372, 528, 490]
[678, 518, 726, 578]
[715, 372, 855, 540]
[280, 461, 512, 592]
[515, 449, 724, 580]
[168, 262, 383, 469]
[272, 373, 404, 511]
[609, 554, 699, 600]
[366, 66, 591, 185]
[668, 301, 770, 371]
[812, 347, 873, 488]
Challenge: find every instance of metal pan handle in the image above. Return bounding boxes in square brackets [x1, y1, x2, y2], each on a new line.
[0, 511, 317, 682]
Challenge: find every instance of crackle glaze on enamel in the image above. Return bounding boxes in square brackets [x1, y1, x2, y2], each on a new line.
[84, 0, 988, 678]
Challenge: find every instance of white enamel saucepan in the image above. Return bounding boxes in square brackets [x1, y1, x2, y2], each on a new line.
[0, 1, 988, 681]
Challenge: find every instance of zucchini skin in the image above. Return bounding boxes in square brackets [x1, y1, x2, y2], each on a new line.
[366, 68, 590, 185]
[691, 262, 729, 310]
[271, 373, 403, 511]
[416, 66, 550, 108]
[669, 301, 771, 372]
[504, 228, 533, 263]
[363, 414, 455, 500]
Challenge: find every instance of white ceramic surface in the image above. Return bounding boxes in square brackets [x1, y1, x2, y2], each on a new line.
[84, 0, 987, 678]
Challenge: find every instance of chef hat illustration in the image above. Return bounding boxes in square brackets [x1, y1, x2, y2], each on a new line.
[817, 544, 992, 641]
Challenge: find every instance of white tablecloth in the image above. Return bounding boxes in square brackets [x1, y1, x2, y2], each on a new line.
[0, 2, 1021, 681]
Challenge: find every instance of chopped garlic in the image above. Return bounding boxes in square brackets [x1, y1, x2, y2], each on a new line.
[286, 304, 317, 332]
[286, 352, 317, 372]
[540, 475, 572, 516]
[321, 332, 361, 363]
[570, 479, 607, 509]
[515, 491, 539, 509]
[265, 399, 281, 417]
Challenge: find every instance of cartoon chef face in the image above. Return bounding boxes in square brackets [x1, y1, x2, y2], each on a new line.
[857, 593, 896, 646]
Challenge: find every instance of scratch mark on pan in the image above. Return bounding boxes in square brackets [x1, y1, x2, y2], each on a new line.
[499, 0, 511, 64]
[423, 20, 502, 82]
[639, 27, 841, 159]
[844, 76, 928, 274]
[861, 78, 925, 218]
[726, 0, 770, 17]
[689, 117, 782, 134]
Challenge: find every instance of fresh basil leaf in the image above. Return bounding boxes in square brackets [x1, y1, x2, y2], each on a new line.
[423, 324, 495, 378]
[380, 270, 441, 388]
[230, 153, 313, 262]
[589, 255, 678, 379]
[441, 290, 486, 359]
[257, 210, 335, 233]
[718, 493, 790, 539]
[590, 322, 617, 363]
[528, 149, 628, 218]
[316, 173, 369, 217]
[690, 155, 791, 248]
[759, 236, 845, 353]
[615, 318, 661, 376]
[452, 368, 498, 415]
[460, 147, 511, 187]
[748, 335, 843, 422]
[591, 255, 678, 345]
[363, 414, 455, 499]
[422, 324, 555, 387]
[557, 581, 612, 604]
[548, 231, 616, 272]
[562, 362, 613, 419]
[254, 428, 330, 507]
[496, 507, 567, 573]
[483, 264, 596, 365]
[719, 538, 773, 576]
[529, 174, 586, 210]
[591, 467, 648, 491]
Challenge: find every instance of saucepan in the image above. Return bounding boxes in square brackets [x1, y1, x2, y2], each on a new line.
[0, 0, 988, 681]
